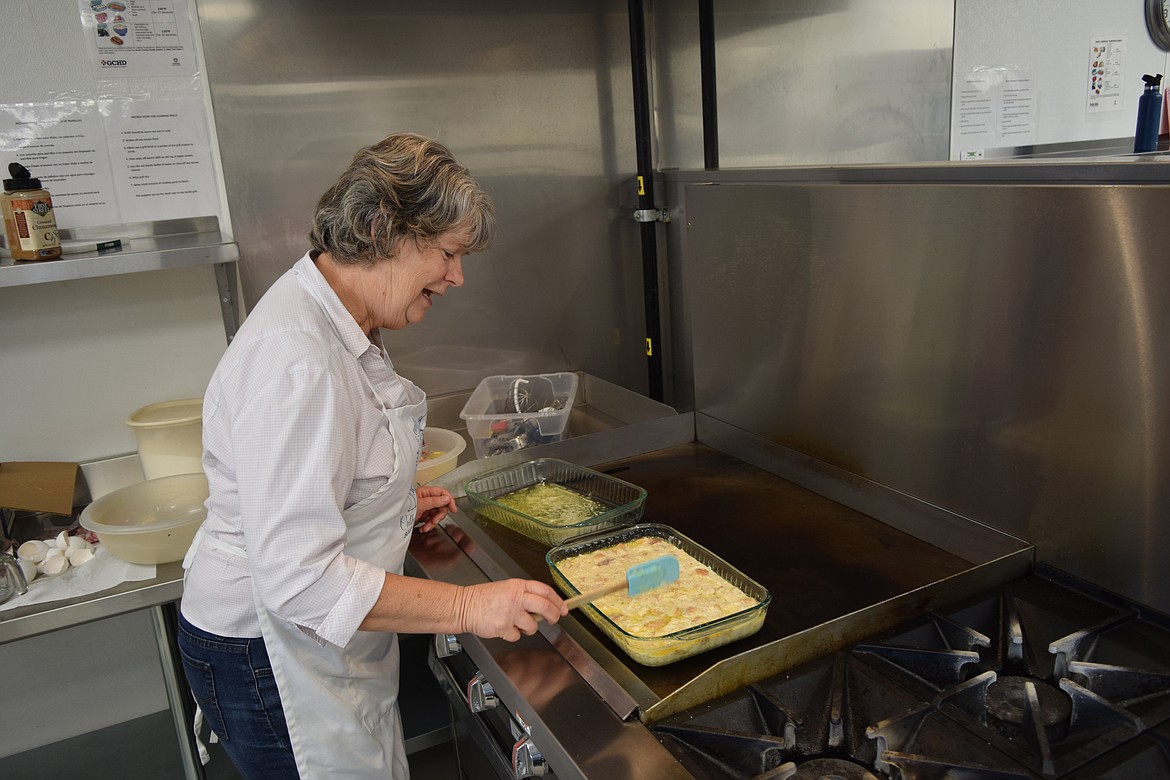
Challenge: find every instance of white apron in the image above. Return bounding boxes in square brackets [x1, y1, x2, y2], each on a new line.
[188, 369, 426, 780]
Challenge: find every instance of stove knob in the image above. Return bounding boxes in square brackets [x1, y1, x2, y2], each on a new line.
[433, 633, 461, 658]
[467, 673, 498, 712]
[512, 735, 548, 778]
[509, 710, 530, 742]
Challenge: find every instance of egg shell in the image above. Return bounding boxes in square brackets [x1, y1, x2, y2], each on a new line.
[56, 531, 70, 551]
[66, 536, 89, 551]
[17, 540, 50, 563]
[67, 548, 95, 567]
[39, 555, 70, 576]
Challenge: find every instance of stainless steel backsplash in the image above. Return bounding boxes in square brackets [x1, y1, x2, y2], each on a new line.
[195, 0, 648, 397]
[195, 1, 1169, 611]
[194, 0, 960, 402]
[673, 165, 1170, 615]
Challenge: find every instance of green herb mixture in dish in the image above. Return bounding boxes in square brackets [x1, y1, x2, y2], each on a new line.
[496, 482, 608, 526]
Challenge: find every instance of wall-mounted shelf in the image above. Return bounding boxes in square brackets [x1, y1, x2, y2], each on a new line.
[1, 217, 240, 780]
[0, 215, 242, 340]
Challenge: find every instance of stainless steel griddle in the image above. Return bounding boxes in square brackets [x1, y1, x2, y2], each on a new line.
[457, 442, 997, 707]
[411, 401, 1035, 778]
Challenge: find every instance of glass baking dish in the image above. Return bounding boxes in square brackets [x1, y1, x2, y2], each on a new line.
[464, 458, 647, 545]
[546, 523, 771, 666]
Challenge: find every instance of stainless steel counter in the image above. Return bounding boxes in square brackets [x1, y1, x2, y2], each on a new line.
[0, 562, 201, 779]
[0, 562, 183, 645]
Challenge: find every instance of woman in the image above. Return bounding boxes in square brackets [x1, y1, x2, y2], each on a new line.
[178, 133, 567, 780]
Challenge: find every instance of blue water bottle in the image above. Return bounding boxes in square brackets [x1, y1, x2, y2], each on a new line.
[1134, 73, 1164, 153]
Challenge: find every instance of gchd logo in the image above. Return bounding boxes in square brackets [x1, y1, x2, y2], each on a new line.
[100, 59, 128, 67]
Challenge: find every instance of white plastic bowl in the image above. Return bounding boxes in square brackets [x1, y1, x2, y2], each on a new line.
[416, 427, 467, 484]
[126, 398, 204, 480]
[79, 474, 208, 564]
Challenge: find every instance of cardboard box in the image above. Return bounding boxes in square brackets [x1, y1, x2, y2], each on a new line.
[0, 461, 79, 516]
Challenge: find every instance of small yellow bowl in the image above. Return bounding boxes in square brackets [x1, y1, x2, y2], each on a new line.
[416, 427, 467, 484]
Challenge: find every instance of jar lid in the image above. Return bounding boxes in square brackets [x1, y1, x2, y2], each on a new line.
[4, 162, 41, 191]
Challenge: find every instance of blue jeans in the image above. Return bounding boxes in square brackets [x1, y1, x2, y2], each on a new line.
[177, 613, 299, 780]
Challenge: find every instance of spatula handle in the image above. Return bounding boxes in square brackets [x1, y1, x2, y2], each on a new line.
[563, 579, 627, 610]
[533, 578, 626, 623]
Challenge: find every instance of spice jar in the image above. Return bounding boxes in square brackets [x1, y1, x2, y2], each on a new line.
[2, 162, 61, 261]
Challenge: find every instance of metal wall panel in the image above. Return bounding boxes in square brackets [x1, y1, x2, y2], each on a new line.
[195, 0, 649, 396]
[683, 174, 1170, 613]
[194, 0, 957, 400]
[652, 0, 954, 170]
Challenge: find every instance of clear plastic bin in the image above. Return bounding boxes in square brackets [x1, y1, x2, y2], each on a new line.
[459, 372, 578, 458]
[464, 458, 646, 545]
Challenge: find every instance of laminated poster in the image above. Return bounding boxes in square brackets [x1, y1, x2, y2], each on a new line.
[80, 0, 198, 79]
[953, 67, 1038, 161]
[0, 103, 120, 228]
[0, 99, 219, 230]
[1087, 36, 1125, 113]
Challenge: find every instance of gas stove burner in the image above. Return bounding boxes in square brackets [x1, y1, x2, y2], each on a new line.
[654, 573, 1170, 779]
[986, 675, 1072, 741]
[856, 573, 1170, 777]
[653, 726, 787, 777]
[781, 757, 880, 780]
[653, 652, 1032, 779]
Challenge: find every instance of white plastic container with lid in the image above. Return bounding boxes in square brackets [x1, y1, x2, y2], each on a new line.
[126, 398, 204, 480]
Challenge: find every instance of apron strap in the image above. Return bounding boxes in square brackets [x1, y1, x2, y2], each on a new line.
[184, 526, 247, 572]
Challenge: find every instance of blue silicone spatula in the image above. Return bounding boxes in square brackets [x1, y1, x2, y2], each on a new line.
[535, 554, 680, 623]
[563, 554, 680, 611]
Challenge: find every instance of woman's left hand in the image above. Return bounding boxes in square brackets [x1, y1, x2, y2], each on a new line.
[414, 485, 457, 533]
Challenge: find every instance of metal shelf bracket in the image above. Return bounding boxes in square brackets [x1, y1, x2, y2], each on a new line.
[633, 208, 672, 223]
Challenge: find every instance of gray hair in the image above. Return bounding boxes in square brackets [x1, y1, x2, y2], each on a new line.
[309, 133, 495, 265]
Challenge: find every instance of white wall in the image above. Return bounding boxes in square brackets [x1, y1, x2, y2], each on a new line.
[953, 0, 1170, 158]
[0, 267, 228, 463]
[1, 0, 232, 462]
[0, 611, 169, 758]
[1, 1, 229, 759]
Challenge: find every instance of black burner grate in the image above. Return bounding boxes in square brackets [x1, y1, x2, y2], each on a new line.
[653, 572, 1170, 779]
[655, 652, 1034, 779]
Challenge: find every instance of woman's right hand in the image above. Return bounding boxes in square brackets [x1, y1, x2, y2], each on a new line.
[458, 579, 567, 642]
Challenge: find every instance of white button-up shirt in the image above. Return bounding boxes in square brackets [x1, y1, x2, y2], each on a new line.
[181, 252, 406, 646]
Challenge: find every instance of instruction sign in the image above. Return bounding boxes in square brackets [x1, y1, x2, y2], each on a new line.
[80, 0, 198, 79]
[953, 67, 1038, 160]
[1087, 36, 1125, 113]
